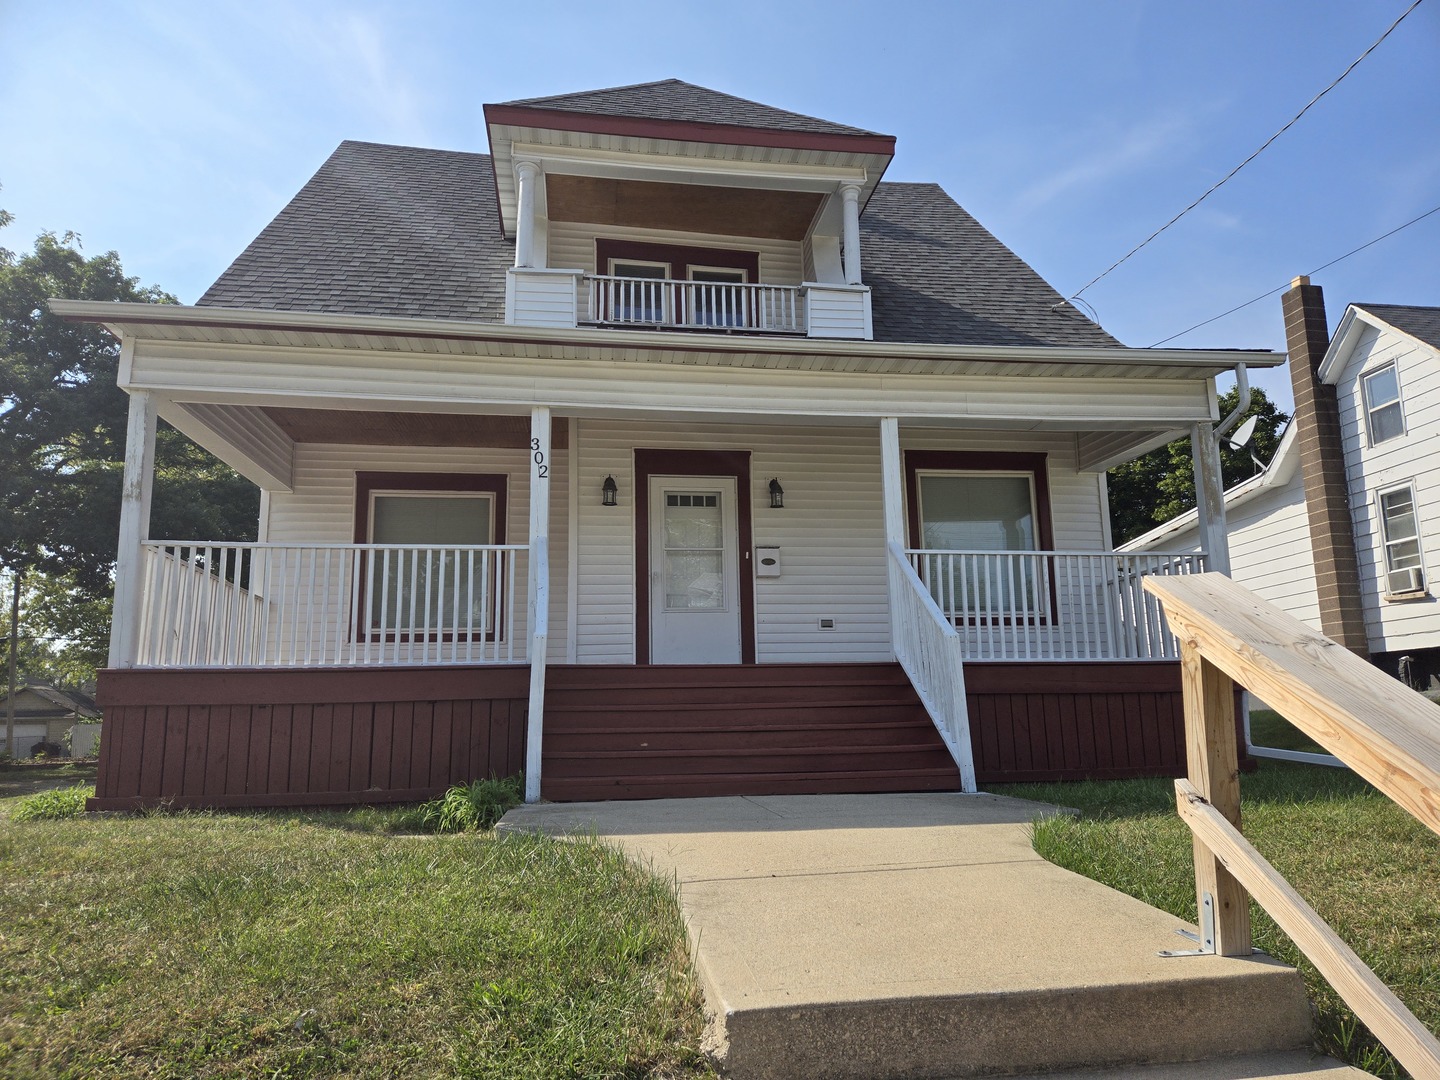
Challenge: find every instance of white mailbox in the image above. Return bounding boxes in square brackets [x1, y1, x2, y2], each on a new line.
[755, 546, 781, 577]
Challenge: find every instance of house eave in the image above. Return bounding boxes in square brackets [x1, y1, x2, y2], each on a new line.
[48, 300, 1283, 381]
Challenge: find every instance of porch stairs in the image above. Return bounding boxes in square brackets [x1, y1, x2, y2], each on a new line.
[540, 663, 962, 801]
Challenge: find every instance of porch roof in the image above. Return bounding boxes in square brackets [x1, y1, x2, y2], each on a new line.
[52, 300, 1281, 383]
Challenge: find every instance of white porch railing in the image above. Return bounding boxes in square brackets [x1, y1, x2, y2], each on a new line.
[887, 541, 977, 791]
[907, 549, 1206, 661]
[582, 274, 805, 334]
[136, 542, 525, 667]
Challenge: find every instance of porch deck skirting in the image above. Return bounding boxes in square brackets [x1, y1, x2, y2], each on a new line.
[88, 661, 1229, 810]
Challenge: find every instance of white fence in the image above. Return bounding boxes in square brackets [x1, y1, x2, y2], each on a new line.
[887, 542, 976, 790]
[136, 543, 525, 667]
[907, 550, 1206, 661]
[583, 274, 805, 334]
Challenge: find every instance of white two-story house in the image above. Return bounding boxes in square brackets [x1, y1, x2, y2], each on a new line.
[55, 80, 1276, 809]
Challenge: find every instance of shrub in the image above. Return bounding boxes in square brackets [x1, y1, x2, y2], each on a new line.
[11, 784, 94, 821]
[418, 775, 522, 833]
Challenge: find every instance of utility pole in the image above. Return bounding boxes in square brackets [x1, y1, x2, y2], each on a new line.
[5, 570, 17, 760]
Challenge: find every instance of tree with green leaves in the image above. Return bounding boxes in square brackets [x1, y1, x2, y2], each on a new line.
[1107, 385, 1290, 546]
[1, 214, 259, 689]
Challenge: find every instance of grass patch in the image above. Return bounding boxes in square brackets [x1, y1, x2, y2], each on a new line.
[9, 783, 94, 821]
[1249, 707, 1329, 755]
[419, 776, 524, 833]
[996, 763, 1440, 1078]
[0, 805, 713, 1079]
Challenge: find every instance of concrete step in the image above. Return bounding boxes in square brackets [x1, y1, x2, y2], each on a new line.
[502, 793, 1321, 1080]
[1005, 1049, 1369, 1078]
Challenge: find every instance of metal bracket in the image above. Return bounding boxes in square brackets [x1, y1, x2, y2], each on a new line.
[1159, 892, 1216, 957]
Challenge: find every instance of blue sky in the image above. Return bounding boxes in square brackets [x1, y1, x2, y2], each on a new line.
[2, 0, 1437, 411]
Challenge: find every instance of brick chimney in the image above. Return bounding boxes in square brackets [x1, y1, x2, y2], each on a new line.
[1281, 277, 1369, 656]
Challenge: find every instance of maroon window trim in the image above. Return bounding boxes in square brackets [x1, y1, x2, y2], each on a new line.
[903, 451, 1057, 627]
[596, 239, 760, 281]
[353, 472, 510, 644]
[634, 449, 756, 665]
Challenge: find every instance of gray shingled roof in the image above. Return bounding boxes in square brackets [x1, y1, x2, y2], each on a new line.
[500, 79, 882, 138]
[199, 140, 1121, 348]
[862, 184, 1118, 348]
[197, 141, 511, 320]
[1356, 303, 1440, 351]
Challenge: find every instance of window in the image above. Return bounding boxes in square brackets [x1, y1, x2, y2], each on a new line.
[1378, 483, 1425, 596]
[353, 473, 507, 636]
[905, 452, 1054, 621]
[593, 240, 761, 329]
[607, 259, 671, 322]
[687, 266, 748, 327]
[1362, 363, 1404, 444]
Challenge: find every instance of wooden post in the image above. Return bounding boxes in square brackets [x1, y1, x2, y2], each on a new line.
[1180, 642, 1251, 955]
[109, 391, 157, 668]
[5, 570, 17, 758]
[841, 183, 863, 285]
[524, 405, 551, 803]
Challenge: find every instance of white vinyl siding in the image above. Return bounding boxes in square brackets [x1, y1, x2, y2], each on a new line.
[264, 443, 570, 662]
[548, 221, 803, 286]
[1335, 321, 1440, 651]
[572, 420, 1107, 664]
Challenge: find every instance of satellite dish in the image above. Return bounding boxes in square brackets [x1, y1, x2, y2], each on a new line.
[1224, 415, 1265, 476]
[1226, 414, 1259, 451]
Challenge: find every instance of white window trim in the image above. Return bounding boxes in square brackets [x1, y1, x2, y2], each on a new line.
[1376, 480, 1426, 599]
[607, 258, 672, 280]
[1361, 360, 1406, 446]
[686, 265, 749, 283]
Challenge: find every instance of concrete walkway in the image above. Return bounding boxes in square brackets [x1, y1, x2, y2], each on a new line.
[500, 792, 1332, 1079]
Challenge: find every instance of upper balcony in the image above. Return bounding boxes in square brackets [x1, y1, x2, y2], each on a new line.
[484, 81, 895, 341]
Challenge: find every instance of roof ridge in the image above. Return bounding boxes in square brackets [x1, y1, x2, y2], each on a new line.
[502, 77, 687, 106]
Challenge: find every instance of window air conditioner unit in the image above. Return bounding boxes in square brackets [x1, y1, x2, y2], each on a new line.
[1388, 566, 1425, 594]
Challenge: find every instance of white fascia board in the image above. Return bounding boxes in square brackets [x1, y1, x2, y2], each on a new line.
[47, 300, 1285, 376]
[1316, 306, 1369, 384]
[1119, 423, 1300, 552]
[510, 141, 868, 193]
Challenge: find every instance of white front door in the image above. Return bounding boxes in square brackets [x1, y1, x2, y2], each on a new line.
[649, 476, 742, 664]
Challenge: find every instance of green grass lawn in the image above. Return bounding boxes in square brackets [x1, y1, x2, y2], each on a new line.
[994, 763, 1440, 1078]
[0, 795, 714, 1079]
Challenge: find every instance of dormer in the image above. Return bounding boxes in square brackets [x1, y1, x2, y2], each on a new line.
[485, 80, 895, 340]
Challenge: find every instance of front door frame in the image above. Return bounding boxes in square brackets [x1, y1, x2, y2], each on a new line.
[634, 448, 756, 664]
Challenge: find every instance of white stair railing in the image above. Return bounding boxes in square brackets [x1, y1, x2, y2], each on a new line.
[908, 550, 1205, 661]
[887, 541, 976, 791]
[136, 542, 525, 667]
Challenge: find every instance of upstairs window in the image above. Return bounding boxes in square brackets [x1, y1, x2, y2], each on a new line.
[1362, 363, 1404, 444]
[1378, 483, 1425, 596]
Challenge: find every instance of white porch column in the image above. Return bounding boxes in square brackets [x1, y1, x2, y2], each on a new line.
[879, 416, 905, 650]
[514, 160, 541, 269]
[109, 390, 157, 668]
[1191, 422, 1231, 576]
[840, 183, 863, 285]
[524, 405, 551, 802]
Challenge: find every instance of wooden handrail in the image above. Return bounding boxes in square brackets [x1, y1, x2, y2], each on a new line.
[1145, 573, 1440, 834]
[1145, 572, 1440, 1077]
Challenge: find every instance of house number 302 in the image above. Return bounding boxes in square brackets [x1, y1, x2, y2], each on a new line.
[530, 437, 548, 478]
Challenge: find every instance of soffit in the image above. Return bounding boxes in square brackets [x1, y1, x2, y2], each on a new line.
[260, 408, 569, 448]
[546, 175, 822, 241]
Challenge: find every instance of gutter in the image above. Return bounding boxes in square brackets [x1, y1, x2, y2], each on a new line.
[47, 299, 1286, 373]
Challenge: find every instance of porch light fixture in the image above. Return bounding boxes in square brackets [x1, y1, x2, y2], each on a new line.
[768, 478, 785, 509]
[601, 475, 618, 507]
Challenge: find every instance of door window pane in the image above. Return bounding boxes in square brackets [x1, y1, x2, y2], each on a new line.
[663, 491, 724, 609]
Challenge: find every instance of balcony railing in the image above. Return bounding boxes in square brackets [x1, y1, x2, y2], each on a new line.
[907, 550, 1206, 661]
[582, 274, 805, 334]
[136, 543, 525, 667]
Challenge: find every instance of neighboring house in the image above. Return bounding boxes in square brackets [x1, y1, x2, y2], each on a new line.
[1126, 279, 1440, 689]
[0, 681, 100, 757]
[54, 81, 1279, 808]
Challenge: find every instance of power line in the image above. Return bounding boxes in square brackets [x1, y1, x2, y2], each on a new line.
[1148, 202, 1440, 347]
[1068, 0, 1426, 302]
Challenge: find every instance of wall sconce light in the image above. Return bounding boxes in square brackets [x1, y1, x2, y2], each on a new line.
[601, 475, 618, 507]
[768, 478, 785, 509]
